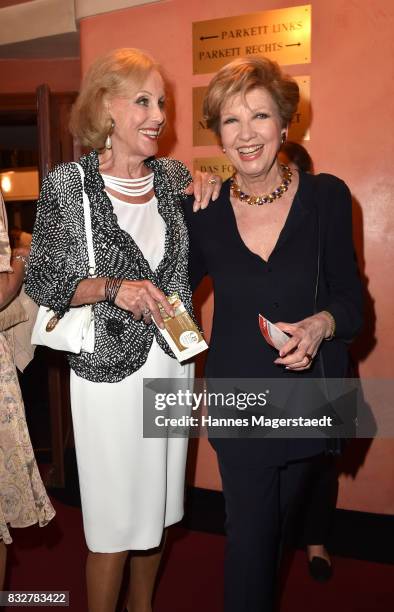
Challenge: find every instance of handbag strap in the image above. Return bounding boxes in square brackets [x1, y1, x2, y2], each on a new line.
[0, 189, 9, 233]
[74, 162, 96, 277]
[313, 182, 321, 314]
[313, 177, 330, 382]
[0, 190, 12, 272]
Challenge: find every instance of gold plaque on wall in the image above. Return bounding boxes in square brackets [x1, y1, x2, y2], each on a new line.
[193, 76, 311, 146]
[289, 75, 310, 141]
[193, 5, 311, 74]
[192, 87, 217, 147]
[193, 157, 235, 181]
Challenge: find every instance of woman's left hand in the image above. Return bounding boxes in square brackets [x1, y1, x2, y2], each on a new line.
[273, 312, 333, 371]
[185, 171, 222, 212]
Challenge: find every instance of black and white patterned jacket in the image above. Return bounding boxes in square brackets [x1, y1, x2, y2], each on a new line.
[25, 150, 193, 382]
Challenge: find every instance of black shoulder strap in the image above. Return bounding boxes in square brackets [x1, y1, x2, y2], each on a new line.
[313, 176, 322, 313]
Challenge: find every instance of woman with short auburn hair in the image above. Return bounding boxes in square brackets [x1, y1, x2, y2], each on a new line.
[26, 47, 220, 612]
[184, 56, 363, 611]
[203, 56, 299, 135]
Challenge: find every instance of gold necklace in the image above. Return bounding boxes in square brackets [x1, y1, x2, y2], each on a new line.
[230, 164, 292, 206]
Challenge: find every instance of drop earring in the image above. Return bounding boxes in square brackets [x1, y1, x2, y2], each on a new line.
[105, 119, 115, 150]
[222, 147, 226, 153]
[281, 132, 286, 144]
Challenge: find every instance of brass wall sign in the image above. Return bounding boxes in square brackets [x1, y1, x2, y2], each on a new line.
[193, 156, 235, 181]
[288, 75, 310, 141]
[193, 76, 311, 147]
[192, 86, 217, 147]
[193, 5, 311, 74]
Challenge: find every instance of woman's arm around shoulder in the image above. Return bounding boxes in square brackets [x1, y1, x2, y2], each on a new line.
[157, 157, 221, 209]
[156, 157, 193, 196]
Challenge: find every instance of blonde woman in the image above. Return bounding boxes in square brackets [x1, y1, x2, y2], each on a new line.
[26, 48, 219, 612]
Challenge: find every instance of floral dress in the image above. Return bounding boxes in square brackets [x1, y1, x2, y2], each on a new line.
[0, 194, 55, 544]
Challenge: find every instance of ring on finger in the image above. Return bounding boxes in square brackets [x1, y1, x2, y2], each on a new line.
[142, 307, 151, 316]
[208, 177, 217, 185]
[305, 353, 313, 364]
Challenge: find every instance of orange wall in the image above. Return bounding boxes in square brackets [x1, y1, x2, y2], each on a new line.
[79, 0, 394, 514]
[0, 58, 80, 93]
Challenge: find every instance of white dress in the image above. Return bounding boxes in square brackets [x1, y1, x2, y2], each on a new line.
[70, 193, 193, 553]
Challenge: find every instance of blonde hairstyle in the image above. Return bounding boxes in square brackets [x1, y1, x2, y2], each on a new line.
[203, 57, 299, 135]
[69, 48, 162, 149]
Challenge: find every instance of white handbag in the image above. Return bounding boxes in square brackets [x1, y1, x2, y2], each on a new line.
[31, 163, 96, 354]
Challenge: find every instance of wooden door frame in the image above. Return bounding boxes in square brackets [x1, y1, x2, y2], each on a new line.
[1, 90, 77, 488]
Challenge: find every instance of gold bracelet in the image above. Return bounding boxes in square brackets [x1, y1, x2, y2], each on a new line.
[11, 254, 29, 280]
[322, 310, 336, 340]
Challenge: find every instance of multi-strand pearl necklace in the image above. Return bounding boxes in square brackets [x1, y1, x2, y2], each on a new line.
[102, 172, 154, 197]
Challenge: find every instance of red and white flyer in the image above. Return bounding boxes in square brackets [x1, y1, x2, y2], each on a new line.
[258, 314, 290, 351]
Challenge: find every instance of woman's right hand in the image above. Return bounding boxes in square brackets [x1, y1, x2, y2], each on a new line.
[115, 279, 174, 329]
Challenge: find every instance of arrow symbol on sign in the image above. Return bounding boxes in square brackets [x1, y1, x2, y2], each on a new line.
[200, 35, 219, 41]
[285, 43, 301, 47]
